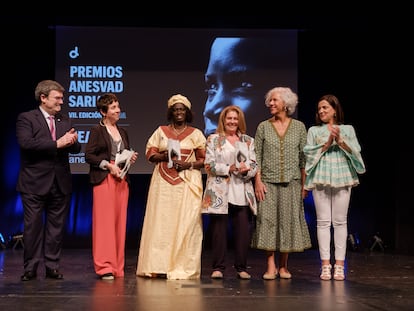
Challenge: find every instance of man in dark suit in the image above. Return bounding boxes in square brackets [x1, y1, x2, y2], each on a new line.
[16, 80, 81, 281]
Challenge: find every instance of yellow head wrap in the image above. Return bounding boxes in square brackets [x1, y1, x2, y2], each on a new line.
[167, 94, 191, 110]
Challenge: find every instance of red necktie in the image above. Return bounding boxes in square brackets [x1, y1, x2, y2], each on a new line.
[48, 116, 56, 141]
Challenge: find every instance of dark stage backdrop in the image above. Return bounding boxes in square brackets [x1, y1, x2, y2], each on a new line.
[1, 16, 405, 254]
[54, 27, 298, 174]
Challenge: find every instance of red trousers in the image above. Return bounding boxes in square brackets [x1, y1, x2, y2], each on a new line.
[92, 174, 129, 277]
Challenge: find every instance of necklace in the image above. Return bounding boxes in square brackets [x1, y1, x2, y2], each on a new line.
[172, 124, 187, 136]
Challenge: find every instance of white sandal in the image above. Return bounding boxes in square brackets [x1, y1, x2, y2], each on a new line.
[320, 264, 332, 280]
[333, 264, 345, 281]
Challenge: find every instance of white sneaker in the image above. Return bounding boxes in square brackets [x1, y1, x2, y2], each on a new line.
[101, 273, 114, 280]
[333, 264, 345, 281]
[320, 264, 332, 280]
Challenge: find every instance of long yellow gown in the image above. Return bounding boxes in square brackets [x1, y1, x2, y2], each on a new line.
[136, 125, 206, 279]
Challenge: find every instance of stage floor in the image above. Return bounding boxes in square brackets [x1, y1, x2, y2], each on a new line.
[1, 247, 413, 310]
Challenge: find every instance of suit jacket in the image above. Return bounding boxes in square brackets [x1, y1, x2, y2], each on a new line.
[16, 108, 81, 195]
[85, 123, 132, 185]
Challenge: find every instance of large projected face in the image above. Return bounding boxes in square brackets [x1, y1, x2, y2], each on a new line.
[204, 37, 292, 136]
[55, 27, 297, 174]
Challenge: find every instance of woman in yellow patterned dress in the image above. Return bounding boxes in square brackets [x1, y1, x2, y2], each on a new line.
[136, 94, 206, 280]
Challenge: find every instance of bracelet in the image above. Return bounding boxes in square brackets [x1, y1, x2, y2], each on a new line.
[189, 162, 194, 170]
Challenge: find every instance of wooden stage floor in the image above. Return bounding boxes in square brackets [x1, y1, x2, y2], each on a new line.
[1, 247, 413, 310]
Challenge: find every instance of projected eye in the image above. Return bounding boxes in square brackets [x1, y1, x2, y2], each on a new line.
[228, 80, 254, 95]
[237, 81, 253, 90]
[205, 83, 218, 98]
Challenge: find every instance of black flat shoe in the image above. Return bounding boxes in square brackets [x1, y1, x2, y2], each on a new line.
[21, 271, 37, 281]
[45, 267, 63, 279]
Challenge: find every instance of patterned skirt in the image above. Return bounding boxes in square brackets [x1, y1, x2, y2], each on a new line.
[251, 179, 312, 252]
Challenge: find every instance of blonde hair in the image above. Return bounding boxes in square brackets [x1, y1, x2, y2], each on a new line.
[216, 105, 247, 134]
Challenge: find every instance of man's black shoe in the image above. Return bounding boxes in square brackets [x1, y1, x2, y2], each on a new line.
[21, 271, 37, 281]
[45, 267, 63, 279]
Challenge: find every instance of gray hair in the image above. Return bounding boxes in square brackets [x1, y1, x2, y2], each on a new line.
[265, 87, 298, 116]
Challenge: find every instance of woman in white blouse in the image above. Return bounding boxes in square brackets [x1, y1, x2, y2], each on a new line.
[202, 105, 257, 280]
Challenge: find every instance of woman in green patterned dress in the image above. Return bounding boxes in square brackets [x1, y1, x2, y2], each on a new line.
[251, 87, 312, 280]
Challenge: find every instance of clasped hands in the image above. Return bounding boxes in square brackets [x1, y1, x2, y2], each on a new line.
[156, 151, 196, 172]
[329, 125, 342, 144]
[173, 159, 191, 172]
[157, 150, 191, 171]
